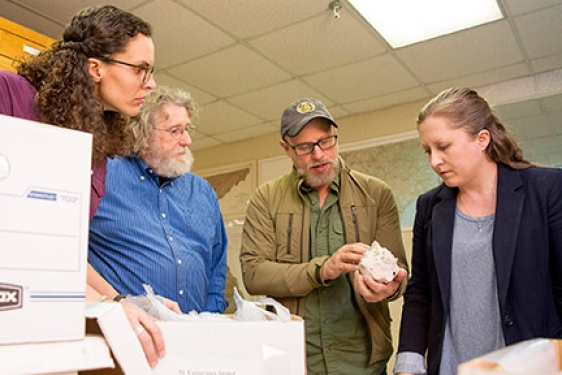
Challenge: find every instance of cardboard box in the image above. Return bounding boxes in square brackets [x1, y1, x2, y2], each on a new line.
[459, 338, 562, 374]
[85, 302, 306, 375]
[0, 114, 92, 344]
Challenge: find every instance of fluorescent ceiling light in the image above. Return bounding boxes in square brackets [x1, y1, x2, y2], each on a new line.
[347, 0, 503, 48]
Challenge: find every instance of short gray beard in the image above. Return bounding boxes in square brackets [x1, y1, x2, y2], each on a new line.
[140, 146, 194, 178]
[297, 157, 340, 188]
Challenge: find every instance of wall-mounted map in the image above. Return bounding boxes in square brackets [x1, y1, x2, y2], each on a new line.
[340, 137, 441, 227]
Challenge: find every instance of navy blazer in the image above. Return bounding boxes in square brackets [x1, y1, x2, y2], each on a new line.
[398, 163, 562, 375]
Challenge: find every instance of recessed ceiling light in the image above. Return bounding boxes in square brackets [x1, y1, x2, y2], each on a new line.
[347, 0, 503, 48]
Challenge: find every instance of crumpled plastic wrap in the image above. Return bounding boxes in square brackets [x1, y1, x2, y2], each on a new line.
[124, 285, 231, 321]
[125, 284, 291, 322]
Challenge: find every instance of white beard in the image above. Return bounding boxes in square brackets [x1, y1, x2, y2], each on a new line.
[141, 146, 194, 178]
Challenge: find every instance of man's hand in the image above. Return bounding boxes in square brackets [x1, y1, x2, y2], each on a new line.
[354, 268, 408, 303]
[120, 301, 166, 368]
[320, 243, 370, 281]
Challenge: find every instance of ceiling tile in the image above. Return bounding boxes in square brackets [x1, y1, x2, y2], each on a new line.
[179, 0, 330, 39]
[514, 4, 562, 59]
[228, 79, 333, 122]
[495, 99, 542, 120]
[213, 122, 278, 143]
[531, 54, 562, 74]
[134, 0, 235, 68]
[326, 105, 351, 121]
[341, 87, 430, 114]
[11, 0, 145, 22]
[501, 0, 562, 15]
[154, 72, 217, 104]
[197, 100, 262, 135]
[303, 54, 419, 103]
[396, 20, 522, 83]
[191, 136, 222, 151]
[426, 64, 529, 94]
[249, 7, 386, 76]
[167, 44, 291, 98]
[1, 0, 68, 38]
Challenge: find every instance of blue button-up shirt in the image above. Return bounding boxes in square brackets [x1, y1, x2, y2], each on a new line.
[89, 156, 228, 313]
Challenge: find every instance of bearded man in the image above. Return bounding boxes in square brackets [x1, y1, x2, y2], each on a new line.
[240, 98, 408, 375]
[89, 86, 227, 314]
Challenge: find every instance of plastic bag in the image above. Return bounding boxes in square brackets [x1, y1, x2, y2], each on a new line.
[233, 287, 291, 322]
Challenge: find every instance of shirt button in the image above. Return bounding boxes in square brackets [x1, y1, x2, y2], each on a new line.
[504, 315, 514, 326]
[140, 176, 145, 181]
[161, 213, 166, 218]
[179, 290, 184, 295]
[177, 259, 182, 265]
[160, 188, 163, 193]
[169, 236, 174, 242]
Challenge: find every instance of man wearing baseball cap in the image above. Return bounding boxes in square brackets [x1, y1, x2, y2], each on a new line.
[240, 98, 408, 374]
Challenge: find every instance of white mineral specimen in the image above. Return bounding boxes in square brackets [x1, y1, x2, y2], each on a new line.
[358, 240, 399, 283]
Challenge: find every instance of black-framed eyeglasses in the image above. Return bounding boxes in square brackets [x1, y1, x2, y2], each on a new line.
[285, 134, 338, 156]
[155, 125, 196, 140]
[95, 56, 155, 83]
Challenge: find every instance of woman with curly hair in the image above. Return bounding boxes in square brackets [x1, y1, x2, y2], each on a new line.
[2, 4, 154, 165]
[0, 5, 175, 368]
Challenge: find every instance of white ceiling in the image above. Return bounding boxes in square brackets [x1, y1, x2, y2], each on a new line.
[2, 0, 562, 165]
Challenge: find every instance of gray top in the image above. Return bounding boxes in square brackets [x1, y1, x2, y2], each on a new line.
[394, 206, 504, 375]
[439, 208, 504, 374]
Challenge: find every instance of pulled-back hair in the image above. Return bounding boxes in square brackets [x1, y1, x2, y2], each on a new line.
[417, 87, 531, 169]
[128, 86, 198, 155]
[16, 5, 152, 165]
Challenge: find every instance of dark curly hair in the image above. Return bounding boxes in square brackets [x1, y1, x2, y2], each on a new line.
[16, 5, 152, 166]
[417, 87, 531, 170]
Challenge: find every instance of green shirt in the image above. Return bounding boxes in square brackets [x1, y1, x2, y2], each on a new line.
[302, 177, 385, 375]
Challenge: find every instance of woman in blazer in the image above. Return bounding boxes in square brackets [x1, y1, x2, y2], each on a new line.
[394, 87, 562, 375]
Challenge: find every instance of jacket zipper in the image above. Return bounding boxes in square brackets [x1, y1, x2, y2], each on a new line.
[351, 205, 360, 242]
[287, 212, 294, 254]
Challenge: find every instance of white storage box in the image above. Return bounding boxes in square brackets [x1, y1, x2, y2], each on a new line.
[0, 114, 92, 344]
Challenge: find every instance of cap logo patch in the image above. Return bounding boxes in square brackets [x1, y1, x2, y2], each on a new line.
[296, 102, 315, 114]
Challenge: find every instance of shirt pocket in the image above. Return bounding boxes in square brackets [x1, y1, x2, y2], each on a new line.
[332, 219, 344, 235]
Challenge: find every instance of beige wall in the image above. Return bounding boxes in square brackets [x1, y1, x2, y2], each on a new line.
[192, 99, 426, 173]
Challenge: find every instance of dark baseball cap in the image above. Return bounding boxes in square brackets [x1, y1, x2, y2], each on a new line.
[280, 98, 338, 138]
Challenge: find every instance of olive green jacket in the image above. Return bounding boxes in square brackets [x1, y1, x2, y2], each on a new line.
[240, 158, 409, 364]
